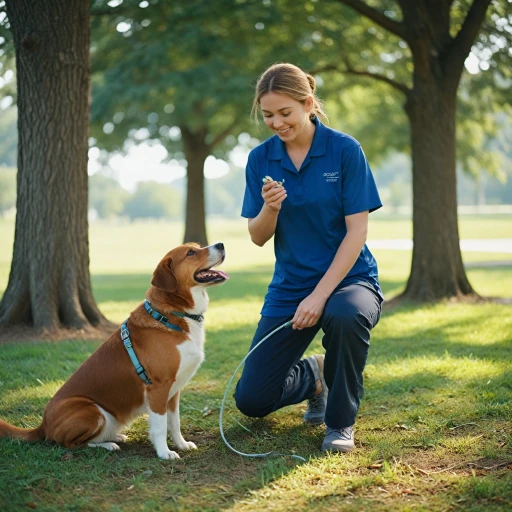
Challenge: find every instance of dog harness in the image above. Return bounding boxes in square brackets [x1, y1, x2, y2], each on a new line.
[121, 301, 205, 385]
[121, 321, 152, 385]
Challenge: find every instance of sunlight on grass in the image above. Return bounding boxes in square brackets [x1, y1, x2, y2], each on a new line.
[97, 300, 142, 324]
[369, 354, 506, 382]
[1, 215, 511, 511]
[1, 382, 61, 409]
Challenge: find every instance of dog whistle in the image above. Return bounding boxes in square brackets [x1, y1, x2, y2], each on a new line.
[262, 176, 285, 187]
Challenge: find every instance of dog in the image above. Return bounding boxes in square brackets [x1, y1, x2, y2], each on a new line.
[0, 242, 228, 459]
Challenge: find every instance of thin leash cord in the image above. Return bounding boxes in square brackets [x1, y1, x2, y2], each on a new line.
[219, 320, 307, 463]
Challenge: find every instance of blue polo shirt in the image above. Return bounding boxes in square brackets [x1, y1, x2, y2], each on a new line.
[241, 117, 383, 317]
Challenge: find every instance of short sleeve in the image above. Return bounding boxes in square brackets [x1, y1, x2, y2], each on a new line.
[241, 151, 264, 219]
[341, 143, 382, 216]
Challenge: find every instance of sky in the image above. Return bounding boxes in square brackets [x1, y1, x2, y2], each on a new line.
[87, 141, 251, 191]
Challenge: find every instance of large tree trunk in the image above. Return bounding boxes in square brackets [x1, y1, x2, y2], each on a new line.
[0, 0, 110, 334]
[181, 125, 210, 246]
[337, 0, 491, 301]
[402, 78, 475, 300]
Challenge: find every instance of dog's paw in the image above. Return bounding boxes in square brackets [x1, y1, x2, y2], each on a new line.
[177, 440, 197, 451]
[115, 434, 128, 443]
[88, 442, 120, 451]
[158, 449, 180, 460]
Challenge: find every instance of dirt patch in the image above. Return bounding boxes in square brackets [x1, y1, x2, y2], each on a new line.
[383, 293, 512, 310]
[0, 323, 117, 344]
[401, 451, 512, 476]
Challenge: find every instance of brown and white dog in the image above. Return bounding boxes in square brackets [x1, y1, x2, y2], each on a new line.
[0, 242, 228, 459]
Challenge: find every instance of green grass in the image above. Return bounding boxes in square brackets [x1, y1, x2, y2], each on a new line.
[0, 215, 511, 511]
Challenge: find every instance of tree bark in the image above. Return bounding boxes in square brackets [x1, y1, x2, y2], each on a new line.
[395, 0, 488, 301]
[403, 78, 475, 300]
[337, 0, 491, 301]
[0, 0, 110, 333]
[180, 125, 210, 246]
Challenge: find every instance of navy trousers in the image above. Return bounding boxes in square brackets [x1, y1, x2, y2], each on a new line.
[234, 284, 382, 429]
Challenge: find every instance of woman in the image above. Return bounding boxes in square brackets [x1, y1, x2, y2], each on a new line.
[234, 63, 383, 452]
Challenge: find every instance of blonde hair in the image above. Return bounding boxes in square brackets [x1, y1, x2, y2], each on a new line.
[251, 63, 328, 124]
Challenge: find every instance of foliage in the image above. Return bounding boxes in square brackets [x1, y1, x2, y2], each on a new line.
[123, 180, 183, 220]
[88, 172, 130, 219]
[1, 0, 510, 186]
[88, 0, 281, 156]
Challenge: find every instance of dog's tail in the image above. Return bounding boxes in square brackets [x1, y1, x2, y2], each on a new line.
[0, 418, 45, 442]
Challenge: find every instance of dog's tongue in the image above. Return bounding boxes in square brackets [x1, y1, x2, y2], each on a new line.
[195, 268, 229, 281]
[215, 270, 229, 280]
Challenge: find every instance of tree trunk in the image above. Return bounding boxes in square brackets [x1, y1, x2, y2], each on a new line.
[402, 76, 475, 301]
[336, 0, 491, 302]
[0, 0, 110, 333]
[180, 125, 210, 246]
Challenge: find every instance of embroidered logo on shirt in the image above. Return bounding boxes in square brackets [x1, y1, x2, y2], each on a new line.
[323, 172, 339, 182]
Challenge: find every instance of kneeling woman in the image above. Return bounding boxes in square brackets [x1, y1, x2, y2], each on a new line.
[235, 63, 384, 453]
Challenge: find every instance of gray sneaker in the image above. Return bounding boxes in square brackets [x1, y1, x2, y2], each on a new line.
[303, 355, 328, 425]
[321, 426, 355, 452]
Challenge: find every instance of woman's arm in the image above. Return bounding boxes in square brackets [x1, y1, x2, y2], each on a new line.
[248, 181, 287, 247]
[291, 211, 369, 329]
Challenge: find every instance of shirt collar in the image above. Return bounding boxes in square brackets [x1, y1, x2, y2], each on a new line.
[268, 116, 328, 162]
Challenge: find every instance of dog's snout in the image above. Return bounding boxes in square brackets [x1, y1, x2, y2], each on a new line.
[214, 242, 224, 251]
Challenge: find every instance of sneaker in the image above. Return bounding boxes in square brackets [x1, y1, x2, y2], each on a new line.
[321, 425, 355, 453]
[303, 355, 328, 425]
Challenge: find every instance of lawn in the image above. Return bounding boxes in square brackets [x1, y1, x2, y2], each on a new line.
[0, 214, 511, 511]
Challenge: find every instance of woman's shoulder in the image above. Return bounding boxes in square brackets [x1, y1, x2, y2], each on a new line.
[323, 124, 362, 150]
[248, 134, 279, 161]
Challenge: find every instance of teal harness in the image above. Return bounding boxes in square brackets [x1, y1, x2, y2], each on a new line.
[121, 300, 204, 385]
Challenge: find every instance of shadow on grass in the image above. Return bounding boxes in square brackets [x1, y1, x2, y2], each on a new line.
[0, 415, 317, 511]
[1, 268, 511, 509]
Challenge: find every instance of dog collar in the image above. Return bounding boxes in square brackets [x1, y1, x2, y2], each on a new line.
[144, 300, 204, 329]
[171, 310, 204, 323]
[121, 321, 152, 385]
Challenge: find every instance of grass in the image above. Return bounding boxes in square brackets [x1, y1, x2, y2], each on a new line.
[0, 214, 511, 511]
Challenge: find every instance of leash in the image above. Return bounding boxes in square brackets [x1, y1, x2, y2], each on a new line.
[219, 320, 307, 463]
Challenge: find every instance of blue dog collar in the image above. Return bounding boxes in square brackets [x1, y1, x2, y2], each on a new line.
[144, 300, 204, 329]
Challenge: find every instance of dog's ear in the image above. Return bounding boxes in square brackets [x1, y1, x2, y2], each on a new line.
[151, 260, 177, 292]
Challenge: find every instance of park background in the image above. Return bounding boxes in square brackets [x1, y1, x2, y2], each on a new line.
[1, 0, 512, 511]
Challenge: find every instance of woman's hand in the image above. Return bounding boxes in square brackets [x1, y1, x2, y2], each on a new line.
[291, 291, 328, 330]
[262, 181, 287, 212]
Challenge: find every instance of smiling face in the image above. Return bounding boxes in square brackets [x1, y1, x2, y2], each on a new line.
[260, 91, 314, 144]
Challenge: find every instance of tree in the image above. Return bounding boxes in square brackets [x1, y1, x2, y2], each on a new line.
[318, 0, 511, 300]
[0, 0, 110, 334]
[88, 0, 301, 245]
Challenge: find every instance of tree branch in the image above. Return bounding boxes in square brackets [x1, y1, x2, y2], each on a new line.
[90, 5, 125, 17]
[344, 57, 410, 95]
[445, 0, 492, 71]
[335, 0, 408, 41]
[310, 63, 342, 75]
[313, 59, 410, 95]
[209, 118, 241, 149]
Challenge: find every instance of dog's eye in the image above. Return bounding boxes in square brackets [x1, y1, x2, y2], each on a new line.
[187, 249, 196, 257]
